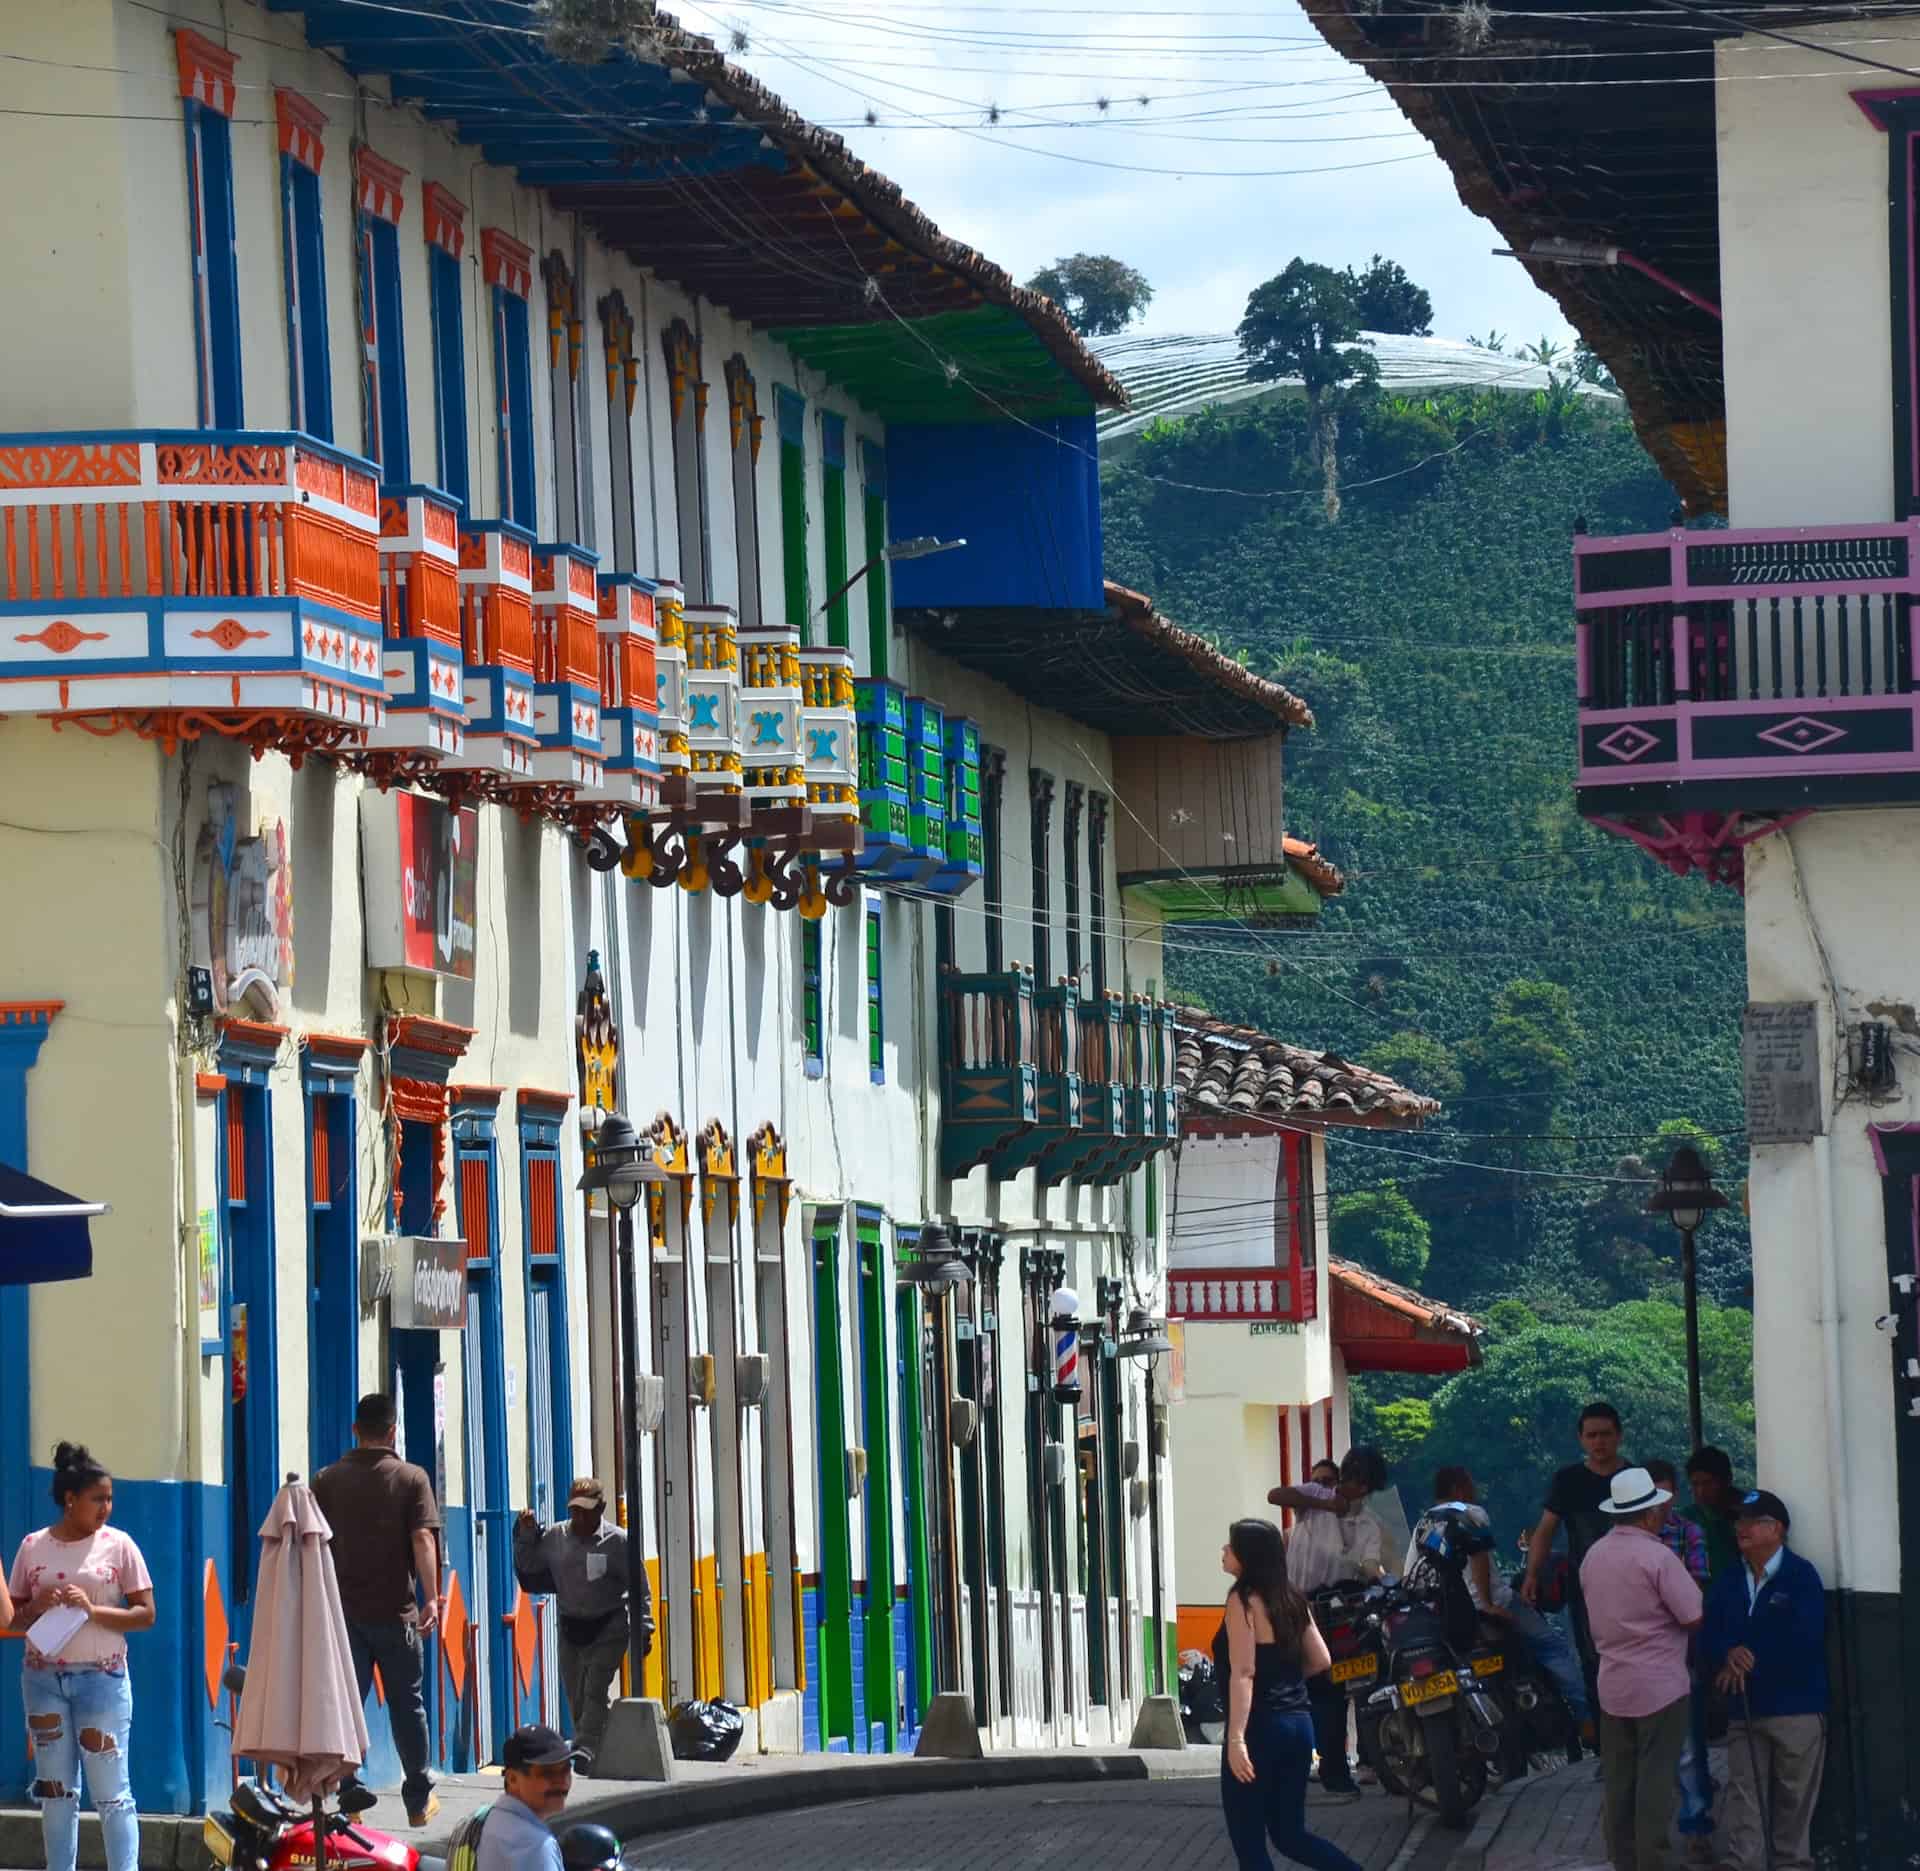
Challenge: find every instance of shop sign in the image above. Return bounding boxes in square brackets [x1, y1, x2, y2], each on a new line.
[361, 792, 479, 979]
[191, 782, 295, 1019]
[390, 1233, 469, 1331]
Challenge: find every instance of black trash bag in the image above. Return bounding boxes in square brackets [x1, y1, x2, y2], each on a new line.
[668, 1697, 746, 1762]
[1177, 1649, 1224, 1744]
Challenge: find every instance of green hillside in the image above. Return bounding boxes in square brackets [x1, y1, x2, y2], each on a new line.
[1104, 386, 1756, 1525]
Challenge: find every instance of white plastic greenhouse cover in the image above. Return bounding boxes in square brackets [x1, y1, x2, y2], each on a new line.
[1090, 330, 1616, 443]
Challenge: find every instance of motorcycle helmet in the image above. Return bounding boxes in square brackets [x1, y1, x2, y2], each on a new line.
[558, 1824, 622, 1871]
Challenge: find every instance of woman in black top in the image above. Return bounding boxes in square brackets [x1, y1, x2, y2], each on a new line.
[1217, 1518, 1364, 1871]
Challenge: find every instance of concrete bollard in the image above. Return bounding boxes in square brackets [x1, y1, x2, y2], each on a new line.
[592, 1697, 676, 1781]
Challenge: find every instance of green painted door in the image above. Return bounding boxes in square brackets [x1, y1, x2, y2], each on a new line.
[813, 1220, 855, 1745]
[896, 1286, 935, 1727]
[856, 1217, 898, 1749]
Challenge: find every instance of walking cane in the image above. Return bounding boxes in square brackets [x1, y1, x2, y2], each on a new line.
[1735, 1686, 1776, 1871]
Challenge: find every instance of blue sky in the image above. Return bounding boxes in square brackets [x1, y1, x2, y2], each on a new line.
[669, 0, 1576, 348]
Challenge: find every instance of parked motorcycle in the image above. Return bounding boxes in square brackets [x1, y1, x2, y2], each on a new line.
[204, 1778, 624, 1871]
[1312, 1505, 1572, 1829]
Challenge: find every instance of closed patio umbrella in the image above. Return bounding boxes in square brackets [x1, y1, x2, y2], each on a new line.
[234, 1479, 369, 1810]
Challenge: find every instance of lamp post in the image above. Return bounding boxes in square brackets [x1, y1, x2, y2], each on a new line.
[578, 1111, 664, 1690]
[1117, 1306, 1173, 1694]
[1646, 1144, 1728, 1450]
[815, 534, 967, 619]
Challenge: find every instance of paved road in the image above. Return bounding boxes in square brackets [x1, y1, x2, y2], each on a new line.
[624, 1777, 1434, 1871]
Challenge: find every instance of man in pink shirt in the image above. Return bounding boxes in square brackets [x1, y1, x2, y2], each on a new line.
[1580, 1467, 1704, 1871]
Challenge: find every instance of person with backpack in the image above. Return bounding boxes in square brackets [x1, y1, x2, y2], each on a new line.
[445, 1724, 582, 1871]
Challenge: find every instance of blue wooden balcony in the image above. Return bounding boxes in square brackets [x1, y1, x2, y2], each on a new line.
[856, 678, 980, 896]
[0, 429, 386, 756]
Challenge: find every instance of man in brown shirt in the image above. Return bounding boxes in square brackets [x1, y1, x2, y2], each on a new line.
[312, 1392, 441, 1825]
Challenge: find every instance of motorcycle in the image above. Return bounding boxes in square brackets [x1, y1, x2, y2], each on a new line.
[204, 1667, 621, 1871]
[204, 1778, 624, 1871]
[1314, 1506, 1572, 1829]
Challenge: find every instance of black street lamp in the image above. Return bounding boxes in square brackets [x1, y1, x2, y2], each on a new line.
[1117, 1306, 1173, 1694]
[1646, 1144, 1728, 1450]
[579, 1111, 664, 1691]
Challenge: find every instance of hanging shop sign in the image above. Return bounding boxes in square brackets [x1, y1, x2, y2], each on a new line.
[191, 782, 295, 1019]
[361, 791, 479, 979]
[388, 1233, 469, 1331]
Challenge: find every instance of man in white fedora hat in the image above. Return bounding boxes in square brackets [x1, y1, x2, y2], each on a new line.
[1579, 1465, 1705, 1871]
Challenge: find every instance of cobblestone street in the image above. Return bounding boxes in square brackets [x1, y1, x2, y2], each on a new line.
[623, 1776, 1434, 1871]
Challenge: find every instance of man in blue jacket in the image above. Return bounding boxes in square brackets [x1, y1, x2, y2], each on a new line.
[1699, 1490, 1828, 1871]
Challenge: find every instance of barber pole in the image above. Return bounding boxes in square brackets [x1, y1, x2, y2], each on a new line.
[1050, 1284, 1081, 1403]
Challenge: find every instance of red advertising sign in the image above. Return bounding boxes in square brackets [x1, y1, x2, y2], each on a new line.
[396, 793, 478, 980]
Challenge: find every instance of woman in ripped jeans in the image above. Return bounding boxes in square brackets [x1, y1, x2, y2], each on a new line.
[8, 1442, 156, 1871]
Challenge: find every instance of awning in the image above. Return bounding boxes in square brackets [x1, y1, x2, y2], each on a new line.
[0, 1162, 106, 1286]
[1329, 1258, 1481, 1376]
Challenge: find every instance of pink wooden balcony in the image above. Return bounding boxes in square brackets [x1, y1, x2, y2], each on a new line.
[1574, 519, 1920, 883]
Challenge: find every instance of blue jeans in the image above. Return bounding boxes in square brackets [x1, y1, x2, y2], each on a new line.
[22, 1667, 138, 1871]
[340, 1618, 434, 1814]
[1220, 1707, 1365, 1871]
[1676, 1675, 1714, 1837]
[1506, 1601, 1592, 1727]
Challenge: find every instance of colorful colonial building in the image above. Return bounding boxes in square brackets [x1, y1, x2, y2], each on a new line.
[0, 0, 1330, 1814]
[1162, 1018, 1478, 1642]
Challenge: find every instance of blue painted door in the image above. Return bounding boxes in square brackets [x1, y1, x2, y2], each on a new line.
[225, 1084, 279, 1634]
[457, 1147, 513, 1760]
[308, 1093, 358, 1474]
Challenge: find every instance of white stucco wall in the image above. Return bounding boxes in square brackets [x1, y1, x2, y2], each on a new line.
[1716, 27, 1911, 527]
[1744, 820, 1912, 1596]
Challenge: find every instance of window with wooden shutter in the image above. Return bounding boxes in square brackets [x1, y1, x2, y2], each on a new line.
[527, 1152, 559, 1261]
[459, 1151, 494, 1263]
[227, 1095, 248, 1204]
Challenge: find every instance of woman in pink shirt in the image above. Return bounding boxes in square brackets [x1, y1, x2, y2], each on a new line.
[7, 1442, 156, 1871]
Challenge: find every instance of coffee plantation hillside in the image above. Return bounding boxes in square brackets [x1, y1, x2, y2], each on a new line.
[1102, 385, 1755, 1503]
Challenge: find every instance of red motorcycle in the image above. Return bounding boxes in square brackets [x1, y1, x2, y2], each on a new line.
[204, 1778, 622, 1871]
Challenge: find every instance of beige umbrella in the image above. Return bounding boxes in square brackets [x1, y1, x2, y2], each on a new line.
[234, 1478, 370, 1804]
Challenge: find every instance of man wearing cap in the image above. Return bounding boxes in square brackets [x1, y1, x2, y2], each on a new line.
[1579, 1466, 1705, 1871]
[465, 1725, 580, 1871]
[515, 1480, 650, 1765]
[1700, 1491, 1828, 1871]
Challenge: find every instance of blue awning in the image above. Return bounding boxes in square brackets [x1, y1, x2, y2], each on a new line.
[0, 1162, 105, 1286]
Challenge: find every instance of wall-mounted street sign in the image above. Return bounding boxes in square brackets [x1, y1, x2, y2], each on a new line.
[369, 1233, 470, 1331]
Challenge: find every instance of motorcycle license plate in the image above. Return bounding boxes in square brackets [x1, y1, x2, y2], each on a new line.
[203, 1818, 236, 1867]
[1471, 1653, 1504, 1677]
[1399, 1669, 1459, 1706]
[1331, 1655, 1378, 1684]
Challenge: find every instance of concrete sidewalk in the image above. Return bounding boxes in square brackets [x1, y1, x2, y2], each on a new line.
[1447, 1742, 1731, 1870]
[0, 1744, 1214, 1869]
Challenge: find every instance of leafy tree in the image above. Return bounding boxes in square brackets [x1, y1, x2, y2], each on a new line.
[1238, 259, 1380, 520]
[1331, 1180, 1431, 1284]
[1346, 255, 1432, 336]
[1463, 977, 1584, 1110]
[1482, 1297, 1540, 1342]
[1026, 253, 1153, 338]
[1601, 1298, 1754, 1433]
[1573, 340, 1617, 391]
[1358, 1030, 1464, 1101]
[1373, 1397, 1435, 1468]
[1424, 1319, 1755, 1538]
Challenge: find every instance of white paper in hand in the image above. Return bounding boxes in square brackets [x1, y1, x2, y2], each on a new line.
[25, 1604, 88, 1658]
